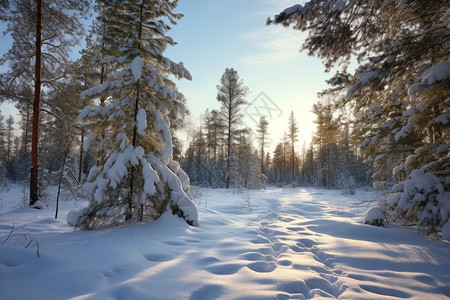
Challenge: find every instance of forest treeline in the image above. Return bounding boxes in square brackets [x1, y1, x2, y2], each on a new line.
[181, 90, 370, 192]
[0, 1, 448, 235]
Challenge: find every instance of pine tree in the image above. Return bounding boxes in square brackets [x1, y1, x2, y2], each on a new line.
[71, 0, 198, 229]
[0, 111, 6, 182]
[272, 143, 284, 184]
[216, 68, 248, 189]
[5, 115, 14, 167]
[270, 1, 450, 235]
[205, 109, 225, 165]
[312, 101, 340, 188]
[0, 0, 90, 205]
[256, 116, 269, 174]
[287, 111, 299, 184]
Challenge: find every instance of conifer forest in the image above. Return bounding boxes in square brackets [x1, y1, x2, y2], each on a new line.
[0, 1, 449, 298]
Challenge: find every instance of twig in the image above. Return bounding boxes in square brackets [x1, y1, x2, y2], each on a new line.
[1, 223, 14, 245]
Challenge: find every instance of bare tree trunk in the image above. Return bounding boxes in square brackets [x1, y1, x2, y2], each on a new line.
[291, 137, 295, 183]
[78, 126, 84, 183]
[310, 144, 314, 185]
[30, 0, 42, 206]
[56, 140, 72, 219]
[78, 80, 87, 183]
[328, 145, 331, 188]
[226, 105, 231, 189]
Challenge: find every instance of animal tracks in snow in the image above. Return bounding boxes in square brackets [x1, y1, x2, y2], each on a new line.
[2, 187, 448, 300]
[190, 192, 350, 299]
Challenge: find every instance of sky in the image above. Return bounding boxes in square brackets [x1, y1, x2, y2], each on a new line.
[165, 0, 330, 151]
[0, 0, 333, 153]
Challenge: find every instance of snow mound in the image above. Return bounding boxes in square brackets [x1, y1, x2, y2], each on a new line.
[364, 207, 385, 226]
[441, 221, 450, 241]
[32, 200, 45, 209]
[67, 210, 80, 226]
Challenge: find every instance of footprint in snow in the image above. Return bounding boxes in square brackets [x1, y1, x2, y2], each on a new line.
[162, 240, 185, 246]
[305, 277, 339, 298]
[296, 238, 316, 248]
[240, 252, 266, 261]
[278, 259, 292, 266]
[102, 265, 128, 279]
[360, 284, 411, 298]
[247, 261, 277, 273]
[144, 253, 173, 262]
[250, 236, 270, 244]
[205, 263, 242, 275]
[189, 284, 224, 300]
[289, 245, 307, 253]
[195, 256, 220, 266]
[185, 239, 200, 243]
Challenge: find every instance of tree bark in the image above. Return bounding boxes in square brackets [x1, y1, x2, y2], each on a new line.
[30, 0, 42, 206]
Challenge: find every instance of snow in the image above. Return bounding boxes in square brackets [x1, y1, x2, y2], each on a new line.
[395, 120, 415, 141]
[442, 221, 450, 240]
[280, 4, 302, 16]
[130, 56, 143, 81]
[147, 153, 198, 225]
[332, 0, 346, 11]
[1, 185, 449, 299]
[141, 160, 158, 196]
[80, 82, 109, 99]
[136, 108, 147, 135]
[421, 62, 450, 85]
[346, 71, 380, 99]
[154, 109, 173, 164]
[408, 62, 450, 95]
[364, 207, 385, 226]
[435, 113, 450, 125]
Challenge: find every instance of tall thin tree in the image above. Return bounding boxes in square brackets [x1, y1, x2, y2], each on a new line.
[287, 111, 299, 183]
[0, 0, 89, 205]
[216, 68, 248, 189]
[256, 116, 269, 174]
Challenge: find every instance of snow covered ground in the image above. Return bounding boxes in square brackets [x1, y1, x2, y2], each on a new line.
[0, 184, 449, 299]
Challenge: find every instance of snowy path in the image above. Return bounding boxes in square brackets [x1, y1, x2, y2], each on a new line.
[0, 186, 449, 299]
[188, 189, 450, 299]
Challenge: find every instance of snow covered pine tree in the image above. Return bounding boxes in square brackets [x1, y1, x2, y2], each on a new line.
[269, 1, 449, 236]
[69, 0, 198, 229]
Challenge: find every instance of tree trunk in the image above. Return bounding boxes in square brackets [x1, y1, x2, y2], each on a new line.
[310, 144, 314, 185]
[327, 145, 331, 188]
[291, 137, 295, 183]
[78, 127, 84, 183]
[226, 105, 231, 189]
[30, 0, 42, 206]
[56, 140, 71, 219]
[129, 2, 144, 221]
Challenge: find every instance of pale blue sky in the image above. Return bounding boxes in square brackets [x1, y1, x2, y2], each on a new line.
[166, 0, 329, 149]
[0, 1, 331, 151]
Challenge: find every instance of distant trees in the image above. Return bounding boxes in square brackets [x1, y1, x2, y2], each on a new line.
[264, 108, 368, 190]
[287, 112, 299, 183]
[270, 1, 449, 235]
[256, 116, 269, 175]
[182, 111, 266, 190]
[181, 68, 266, 190]
[216, 68, 249, 188]
[312, 102, 339, 188]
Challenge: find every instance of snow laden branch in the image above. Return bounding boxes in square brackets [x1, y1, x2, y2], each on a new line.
[70, 0, 198, 229]
[269, 1, 450, 236]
